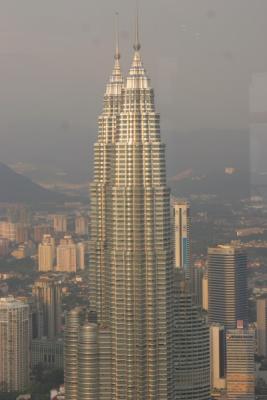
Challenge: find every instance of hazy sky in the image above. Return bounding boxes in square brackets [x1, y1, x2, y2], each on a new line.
[1, 0, 267, 180]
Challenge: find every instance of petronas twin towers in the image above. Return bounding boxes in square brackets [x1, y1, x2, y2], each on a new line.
[89, 16, 174, 400]
[63, 13, 211, 400]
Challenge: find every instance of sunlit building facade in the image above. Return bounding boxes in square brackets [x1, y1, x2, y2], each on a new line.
[56, 236, 77, 273]
[89, 20, 174, 400]
[38, 234, 55, 272]
[226, 327, 255, 400]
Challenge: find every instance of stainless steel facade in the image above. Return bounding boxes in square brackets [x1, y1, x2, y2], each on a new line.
[64, 307, 86, 400]
[173, 280, 210, 400]
[89, 26, 174, 399]
[78, 323, 99, 400]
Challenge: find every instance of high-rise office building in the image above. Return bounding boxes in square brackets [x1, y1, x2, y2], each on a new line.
[257, 297, 267, 357]
[53, 214, 68, 233]
[32, 276, 62, 339]
[226, 326, 255, 400]
[208, 245, 248, 330]
[210, 324, 226, 391]
[89, 18, 174, 399]
[173, 201, 190, 271]
[0, 297, 30, 392]
[173, 279, 210, 400]
[56, 236, 77, 273]
[38, 234, 55, 272]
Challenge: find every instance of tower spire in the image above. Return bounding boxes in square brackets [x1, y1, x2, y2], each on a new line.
[127, 2, 149, 89]
[134, 1, 141, 52]
[115, 12, 120, 60]
[104, 13, 123, 97]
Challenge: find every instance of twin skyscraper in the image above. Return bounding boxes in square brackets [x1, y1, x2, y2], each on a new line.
[89, 15, 174, 399]
[64, 14, 210, 400]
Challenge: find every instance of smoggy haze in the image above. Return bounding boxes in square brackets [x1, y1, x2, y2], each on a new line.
[1, 0, 267, 181]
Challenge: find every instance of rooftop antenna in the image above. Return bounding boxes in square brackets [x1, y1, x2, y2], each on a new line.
[115, 12, 120, 60]
[133, 0, 141, 52]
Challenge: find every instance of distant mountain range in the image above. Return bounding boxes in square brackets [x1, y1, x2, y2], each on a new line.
[169, 169, 251, 200]
[0, 158, 255, 205]
[0, 162, 67, 204]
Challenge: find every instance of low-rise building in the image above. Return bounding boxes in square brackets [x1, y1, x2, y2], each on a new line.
[31, 338, 64, 370]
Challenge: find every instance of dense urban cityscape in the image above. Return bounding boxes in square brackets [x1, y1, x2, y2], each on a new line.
[1, 4, 267, 400]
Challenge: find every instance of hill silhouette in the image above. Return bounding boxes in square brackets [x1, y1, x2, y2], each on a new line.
[0, 162, 66, 204]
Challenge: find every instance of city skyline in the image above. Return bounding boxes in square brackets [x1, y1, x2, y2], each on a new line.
[0, 3, 265, 400]
[1, 1, 267, 183]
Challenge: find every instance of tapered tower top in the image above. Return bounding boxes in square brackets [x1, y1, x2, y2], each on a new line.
[105, 13, 124, 96]
[127, 5, 150, 90]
